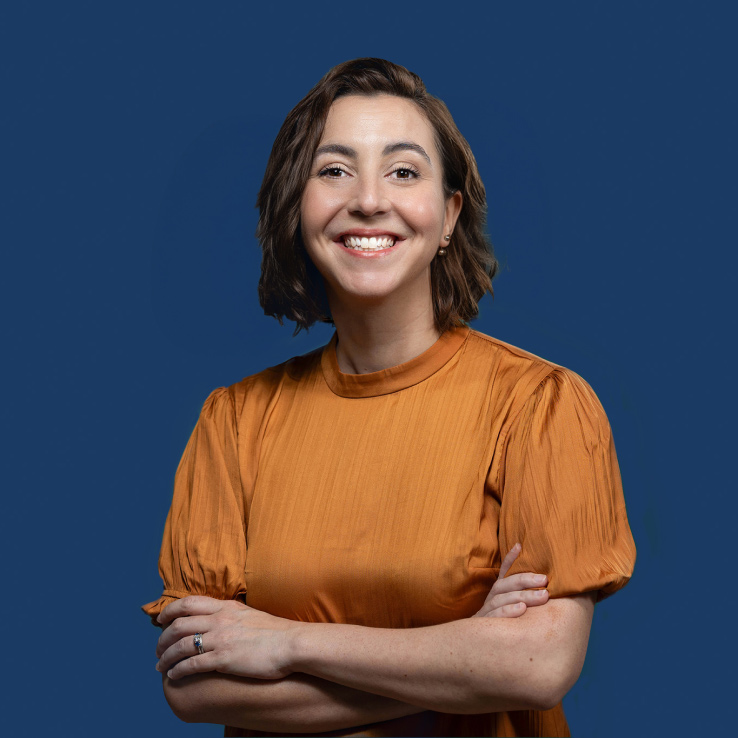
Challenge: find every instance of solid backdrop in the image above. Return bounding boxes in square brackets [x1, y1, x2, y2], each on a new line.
[2, 2, 735, 736]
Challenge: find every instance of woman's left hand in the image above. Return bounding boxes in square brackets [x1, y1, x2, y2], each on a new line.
[155, 596, 299, 680]
[471, 543, 549, 618]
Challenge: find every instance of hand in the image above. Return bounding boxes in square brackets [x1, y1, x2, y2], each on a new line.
[471, 543, 549, 618]
[155, 596, 299, 681]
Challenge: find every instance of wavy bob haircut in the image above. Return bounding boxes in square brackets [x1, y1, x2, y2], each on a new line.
[256, 58, 497, 333]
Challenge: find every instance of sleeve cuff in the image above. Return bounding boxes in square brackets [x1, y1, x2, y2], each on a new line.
[140, 589, 191, 627]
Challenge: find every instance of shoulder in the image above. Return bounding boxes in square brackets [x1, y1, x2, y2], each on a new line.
[208, 343, 325, 422]
[463, 328, 607, 433]
[465, 328, 562, 376]
[462, 328, 560, 408]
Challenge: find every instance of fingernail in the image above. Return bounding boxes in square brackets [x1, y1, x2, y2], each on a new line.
[535, 574, 547, 583]
[167, 670, 173, 679]
[535, 590, 546, 597]
[155, 662, 160, 671]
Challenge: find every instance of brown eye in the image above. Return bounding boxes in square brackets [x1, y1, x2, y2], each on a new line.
[319, 166, 348, 178]
[390, 166, 419, 180]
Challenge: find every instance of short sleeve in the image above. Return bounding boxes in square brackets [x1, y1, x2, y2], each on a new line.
[141, 387, 248, 625]
[497, 369, 636, 601]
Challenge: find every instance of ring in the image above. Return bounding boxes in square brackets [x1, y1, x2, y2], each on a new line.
[193, 633, 204, 655]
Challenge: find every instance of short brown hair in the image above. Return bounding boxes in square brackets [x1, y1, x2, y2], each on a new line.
[256, 58, 497, 333]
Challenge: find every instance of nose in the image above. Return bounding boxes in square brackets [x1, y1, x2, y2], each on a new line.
[348, 174, 390, 217]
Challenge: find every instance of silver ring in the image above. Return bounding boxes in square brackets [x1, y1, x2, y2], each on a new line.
[193, 633, 204, 655]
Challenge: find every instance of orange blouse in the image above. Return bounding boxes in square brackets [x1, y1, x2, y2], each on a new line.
[143, 326, 636, 737]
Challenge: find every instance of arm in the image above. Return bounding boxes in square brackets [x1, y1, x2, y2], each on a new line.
[159, 545, 563, 730]
[287, 592, 595, 715]
[163, 672, 426, 733]
[158, 617, 425, 732]
[164, 593, 593, 727]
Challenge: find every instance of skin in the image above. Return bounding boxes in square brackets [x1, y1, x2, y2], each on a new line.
[153, 95, 597, 731]
[156, 545, 545, 677]
[156, 547, 587, 732]
[299, 93, 462, 374]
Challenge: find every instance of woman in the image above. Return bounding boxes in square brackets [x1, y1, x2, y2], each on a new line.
[143, 58, 636, 737]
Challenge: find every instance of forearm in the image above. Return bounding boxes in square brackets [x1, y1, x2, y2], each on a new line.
[289, 598, 592, 715]
[164, 671, 427, 732]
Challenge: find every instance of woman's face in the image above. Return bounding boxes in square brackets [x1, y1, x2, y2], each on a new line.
[300, 94, 462, 315]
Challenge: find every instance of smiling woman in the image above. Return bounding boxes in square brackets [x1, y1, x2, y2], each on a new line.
[299, 94, 463, 363]
[143, 58, 636, 738]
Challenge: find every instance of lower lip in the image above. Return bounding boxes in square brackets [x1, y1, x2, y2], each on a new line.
[335, 240, 403, 258]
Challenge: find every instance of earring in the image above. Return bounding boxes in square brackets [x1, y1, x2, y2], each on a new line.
[438, 234, 451, 256]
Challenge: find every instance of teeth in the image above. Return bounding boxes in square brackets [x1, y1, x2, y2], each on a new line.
[342, 235, 396, 250]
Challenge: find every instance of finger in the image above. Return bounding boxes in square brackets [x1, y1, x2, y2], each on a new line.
[157, 595, 223, 625]
[476, 596, 516, 618]
[497, 543, 521, 580]
[166, 651, 221, 680]
[491, 571, 548, 596]
[487, 602, 527, 618]
[156, 615, 212, 658]
[479, 602, 528, 619]
[157, 630, 214, 674]
[485, 588, 550, 614]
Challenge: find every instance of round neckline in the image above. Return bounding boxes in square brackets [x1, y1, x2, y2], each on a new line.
[321, 325, 471, 398]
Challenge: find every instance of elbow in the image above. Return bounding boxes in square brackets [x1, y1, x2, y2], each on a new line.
[527, 653, 585, 712]
[489, 593, 594, 712]
[163, 675, 208, 724]
[473, 636, 585, 713]
[526, 681, 569, 713]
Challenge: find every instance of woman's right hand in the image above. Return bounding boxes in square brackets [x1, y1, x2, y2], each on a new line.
[471, 543, 549, 618]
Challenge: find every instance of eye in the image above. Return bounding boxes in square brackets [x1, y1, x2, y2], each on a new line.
[318, 165, 349, 178]
[389, 165, 420, 180]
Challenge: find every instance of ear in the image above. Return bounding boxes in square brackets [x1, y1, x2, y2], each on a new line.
[442, 191, 463, 244]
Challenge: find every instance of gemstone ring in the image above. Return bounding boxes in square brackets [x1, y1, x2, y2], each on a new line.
[193, 633, 204, 655]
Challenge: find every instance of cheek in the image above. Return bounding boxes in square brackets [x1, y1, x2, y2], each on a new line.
[301, 185, 343, 236]
[399, 195, 447, 234]
[300, 189, 320, 237]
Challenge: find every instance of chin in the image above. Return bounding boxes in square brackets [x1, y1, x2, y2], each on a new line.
[345, 282, 405, 304]
[329, 275, 402, 302]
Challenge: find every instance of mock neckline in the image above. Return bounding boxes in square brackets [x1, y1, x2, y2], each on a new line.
[320, 325, 471, 398]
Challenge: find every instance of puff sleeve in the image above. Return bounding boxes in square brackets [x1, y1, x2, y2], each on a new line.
[497, 368, 636, 601]
[141, 387, 248, 624]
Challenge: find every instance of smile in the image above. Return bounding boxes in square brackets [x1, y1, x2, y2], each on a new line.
[342, 235, 396, 251]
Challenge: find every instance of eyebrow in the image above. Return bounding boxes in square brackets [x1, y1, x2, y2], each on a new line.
[383, 141, 432, 165]
[313, 141, 432, 165]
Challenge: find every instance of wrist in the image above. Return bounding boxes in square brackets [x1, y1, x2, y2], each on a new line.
[284, 620, 312, 673]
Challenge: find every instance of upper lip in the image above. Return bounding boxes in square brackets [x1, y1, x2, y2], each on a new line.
[336, 229, 405, 241]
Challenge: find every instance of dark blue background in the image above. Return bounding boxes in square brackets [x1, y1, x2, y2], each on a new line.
[2, 2, 734, 736]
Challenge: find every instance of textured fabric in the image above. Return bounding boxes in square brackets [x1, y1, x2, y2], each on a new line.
[143, 326, 636, 737]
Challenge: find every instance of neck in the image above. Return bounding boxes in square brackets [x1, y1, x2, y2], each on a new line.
[328, 292, 441, 375]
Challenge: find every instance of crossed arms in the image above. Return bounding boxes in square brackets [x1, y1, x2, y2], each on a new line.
[161, 593, 594, 733]
[153, 545, 595, 733]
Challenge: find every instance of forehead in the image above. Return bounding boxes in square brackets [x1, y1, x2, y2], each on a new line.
[319, 94, 438, 154]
